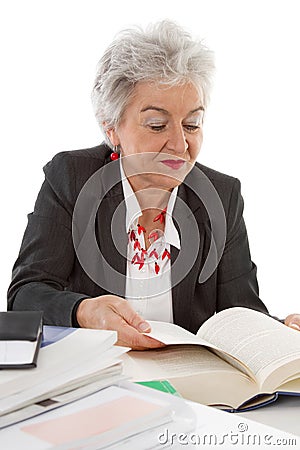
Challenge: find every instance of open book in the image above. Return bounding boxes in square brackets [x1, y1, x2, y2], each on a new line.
[121, 307, 300, 411]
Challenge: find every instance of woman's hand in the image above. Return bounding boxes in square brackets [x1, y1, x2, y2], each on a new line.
[76, 295, 165, 350]
[284, 314, 300, 331]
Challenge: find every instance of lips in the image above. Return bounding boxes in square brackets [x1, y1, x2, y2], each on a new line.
[160, 160, 185, 170]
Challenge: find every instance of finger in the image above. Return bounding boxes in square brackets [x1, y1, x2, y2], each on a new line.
[117, 336, 166, 351]
[284, 314, 300, 331]
[109, 298, 151, 333]
[118, 321, 165, 349]
[135, 334, 166, 349]
[288, 321, 300, 331]
[109, 315, 164, 349]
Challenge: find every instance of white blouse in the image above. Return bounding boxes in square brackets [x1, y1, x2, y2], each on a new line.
[120, 161, 181, 323]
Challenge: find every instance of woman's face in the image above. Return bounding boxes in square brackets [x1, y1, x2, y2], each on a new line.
[106, 81, 204, 191]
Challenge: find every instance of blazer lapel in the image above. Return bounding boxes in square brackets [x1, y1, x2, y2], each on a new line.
[171, 175, 211, 331]
[95, 161, 127, 297]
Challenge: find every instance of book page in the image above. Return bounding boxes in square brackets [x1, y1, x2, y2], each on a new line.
[122, 346, 258, 409]
[147, 320, 253, 378]
[147, 321, 211, 346]
[278, 378, 300, 393]
[122, 345, 237, 381]
[197, 307, 300, 389]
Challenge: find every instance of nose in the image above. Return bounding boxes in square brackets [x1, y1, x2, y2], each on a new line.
[166, 124, 188, 155]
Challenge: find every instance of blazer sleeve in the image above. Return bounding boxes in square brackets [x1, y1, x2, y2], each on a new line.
[216, 178, 269, 314]
[7, 153, 88, 326]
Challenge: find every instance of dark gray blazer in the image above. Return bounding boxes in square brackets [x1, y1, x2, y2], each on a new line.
[7, 144, 268, 333]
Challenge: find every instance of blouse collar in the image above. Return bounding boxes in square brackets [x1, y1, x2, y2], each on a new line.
[119, 159, 181, 250]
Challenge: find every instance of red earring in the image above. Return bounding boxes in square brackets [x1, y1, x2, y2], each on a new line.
[110, 145, 119, 161]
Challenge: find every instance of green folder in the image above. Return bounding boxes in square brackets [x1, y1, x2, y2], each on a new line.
[136, 380, 181, 397]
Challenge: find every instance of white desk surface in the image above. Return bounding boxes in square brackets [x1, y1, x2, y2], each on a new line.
[238, 395, 300, 437]
[186, 397, 299, 450]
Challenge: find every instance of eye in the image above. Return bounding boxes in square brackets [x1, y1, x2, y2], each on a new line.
[148, 124, 166, 132]
[184, 124, 201, 133]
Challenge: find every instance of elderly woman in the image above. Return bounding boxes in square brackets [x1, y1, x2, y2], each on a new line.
[8, 21, 300, 349]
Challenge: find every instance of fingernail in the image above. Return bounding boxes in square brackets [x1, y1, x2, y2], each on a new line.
[289, 323, 300, 331]
[139, 322, 151, 332]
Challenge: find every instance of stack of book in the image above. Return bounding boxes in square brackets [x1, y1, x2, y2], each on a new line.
[0, 381, 196, 450]
[0, 314, 196, 449]
[0, 323, 128, 428]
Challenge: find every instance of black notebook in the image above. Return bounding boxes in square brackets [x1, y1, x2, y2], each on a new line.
[0, 311, 43, 369]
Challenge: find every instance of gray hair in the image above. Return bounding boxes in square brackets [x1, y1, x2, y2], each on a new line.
[91, 20, 215, 147]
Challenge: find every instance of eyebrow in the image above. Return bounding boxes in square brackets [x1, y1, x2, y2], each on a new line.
[140, 105, 204, 115]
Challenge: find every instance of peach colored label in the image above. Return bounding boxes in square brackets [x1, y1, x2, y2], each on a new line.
[21, 395, 161, 445]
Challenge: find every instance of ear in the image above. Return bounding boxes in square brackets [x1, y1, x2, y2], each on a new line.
[103, 124, 120, 147]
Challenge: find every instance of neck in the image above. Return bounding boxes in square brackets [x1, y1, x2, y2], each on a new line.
[134, 187, 171, 212]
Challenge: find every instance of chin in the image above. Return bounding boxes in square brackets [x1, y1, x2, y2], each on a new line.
[147, 174, 182, 190]
[128, 173, 184, 193]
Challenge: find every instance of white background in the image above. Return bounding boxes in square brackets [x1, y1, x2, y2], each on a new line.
[0, 0, 299, 318]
